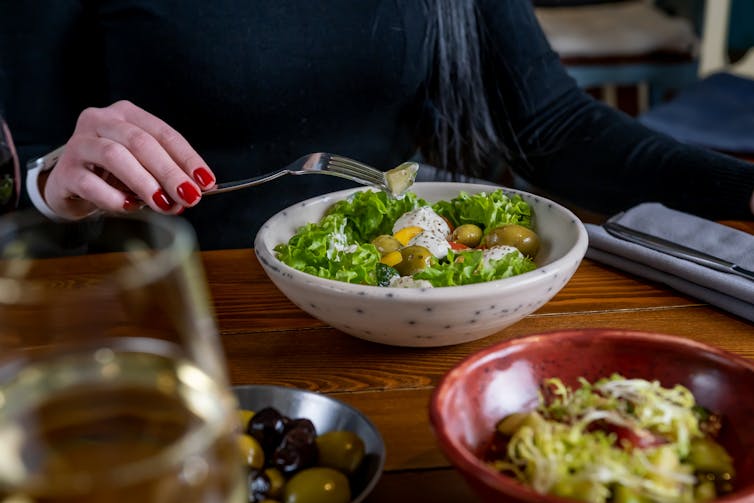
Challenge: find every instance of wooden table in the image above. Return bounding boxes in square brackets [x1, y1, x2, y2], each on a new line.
[202, 221, 754, 502]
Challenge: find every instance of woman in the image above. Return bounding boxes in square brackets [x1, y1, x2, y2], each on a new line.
[2, 0, 752, 249]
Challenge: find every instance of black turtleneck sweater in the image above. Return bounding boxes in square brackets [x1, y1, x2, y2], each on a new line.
[2, 0, 752, 249]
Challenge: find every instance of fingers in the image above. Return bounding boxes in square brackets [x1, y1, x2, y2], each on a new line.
[61, 136, 185, 214]
[112, 101, 215, 189]
[105, 101, 216, 190]
[45, 164, 144, 219]
[45, 101, 217, 219]
[84, 126, 192, 212]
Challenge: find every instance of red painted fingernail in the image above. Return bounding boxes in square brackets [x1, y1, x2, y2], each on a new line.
[177, 182, 200, 205]
[152, 189, 175, 211]
[192, 167, 215, 188]
[123, 195, 143, 211]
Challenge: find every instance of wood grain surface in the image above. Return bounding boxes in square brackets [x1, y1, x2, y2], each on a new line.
[196, 221, 754, 502]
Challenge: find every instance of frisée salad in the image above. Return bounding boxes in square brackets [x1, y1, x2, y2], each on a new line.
[273, 188, 539, 288]
[485, 375, 735, 503]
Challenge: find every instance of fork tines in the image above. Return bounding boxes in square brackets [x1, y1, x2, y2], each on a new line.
[326, 155, 386, 185]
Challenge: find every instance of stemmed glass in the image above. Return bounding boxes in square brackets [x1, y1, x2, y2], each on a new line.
[0, 210, 246, 502]
[0, 113, 20, 214]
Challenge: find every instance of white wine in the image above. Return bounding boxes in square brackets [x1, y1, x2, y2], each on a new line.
[0, 342, 246, 502]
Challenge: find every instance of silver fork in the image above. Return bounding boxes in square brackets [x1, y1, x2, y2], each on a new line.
[204, 152, 411, 197]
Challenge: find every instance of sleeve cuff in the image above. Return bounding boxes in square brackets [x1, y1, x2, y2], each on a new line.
[26, 165, 67, 220]
[25, 145, 68, 221]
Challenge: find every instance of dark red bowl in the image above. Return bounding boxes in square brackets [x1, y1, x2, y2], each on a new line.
[429, 328, 754, 503]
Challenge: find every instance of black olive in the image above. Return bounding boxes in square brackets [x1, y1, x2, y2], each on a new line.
[273, 422, 319, 474]
[247, 468, 272, 502]
[246, 407, 288, 459]
[284, 417, 317, 437]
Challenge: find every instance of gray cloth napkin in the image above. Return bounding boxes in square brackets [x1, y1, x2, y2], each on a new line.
[585, 203, 754, 322]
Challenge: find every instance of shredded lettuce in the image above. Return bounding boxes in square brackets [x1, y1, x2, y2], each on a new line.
[489, 375, 735, 503]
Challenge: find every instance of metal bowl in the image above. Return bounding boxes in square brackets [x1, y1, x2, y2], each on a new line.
[232, 384, 385, 503]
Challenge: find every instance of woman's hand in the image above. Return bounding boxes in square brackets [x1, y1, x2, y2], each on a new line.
[43, 100, 216, 219]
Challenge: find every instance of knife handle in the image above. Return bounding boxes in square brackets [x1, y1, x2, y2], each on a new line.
[603, 222, 754, 281]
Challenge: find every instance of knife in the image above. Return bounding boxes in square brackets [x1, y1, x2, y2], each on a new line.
[603, 221, 754, 282]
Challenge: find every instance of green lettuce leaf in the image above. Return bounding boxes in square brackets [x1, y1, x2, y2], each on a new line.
[325, 190, 425, 242]
[414, 248, 536, 287]
[274, 188, 538, 287]
[432, 189, 533, 234]
[274, 190, 424, 285]
[274, 213, 380, 284]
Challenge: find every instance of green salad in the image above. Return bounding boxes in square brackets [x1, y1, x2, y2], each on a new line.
[0, 173, 13, 206]
[486, 375, 735, 503]
[274, 189, 539, 287]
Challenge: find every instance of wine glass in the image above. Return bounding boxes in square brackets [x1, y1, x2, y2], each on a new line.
[0, 210, 246, 502]
[0, 114, 20, 214]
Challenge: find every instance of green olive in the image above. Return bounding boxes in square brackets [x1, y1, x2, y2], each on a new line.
[238, 409, 255, 431]
[238, 433, 265, 469]
[393, 245, 433, 276]
[283, 467, 350, 503]
[611, 485, 652, 503]
[483, 224, 540, 258]
[451, 224, 483, 248]
[687, 437, 734, 475]
[694, 480, 717, 502]
[370, 234, 401, 255]
[550, 478, 604, 501]
[315, 430, 366, 475]
[264, 467, 285, 499]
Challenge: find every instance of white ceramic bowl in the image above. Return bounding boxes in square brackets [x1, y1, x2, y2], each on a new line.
[254, 182, 588, 347]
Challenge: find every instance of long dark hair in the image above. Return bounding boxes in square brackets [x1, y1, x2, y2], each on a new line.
[420, 0, 510, 180]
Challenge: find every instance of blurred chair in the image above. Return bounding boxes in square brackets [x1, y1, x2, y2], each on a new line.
[639, 0, 754, 160]
[534, 0, 700, 112]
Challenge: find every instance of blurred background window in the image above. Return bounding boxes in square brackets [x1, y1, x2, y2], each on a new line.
[532, 0, 754, 163]
[533, 0, 701, 115]
[638, 0, 754, 162]
[720, 0, 754, 64]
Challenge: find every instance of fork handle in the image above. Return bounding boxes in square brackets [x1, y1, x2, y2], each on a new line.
[205, 169, 289, 195]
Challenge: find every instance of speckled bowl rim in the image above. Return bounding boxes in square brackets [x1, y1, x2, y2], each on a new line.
[254, 182, 589, 300]
[428, 328, 754, 503]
